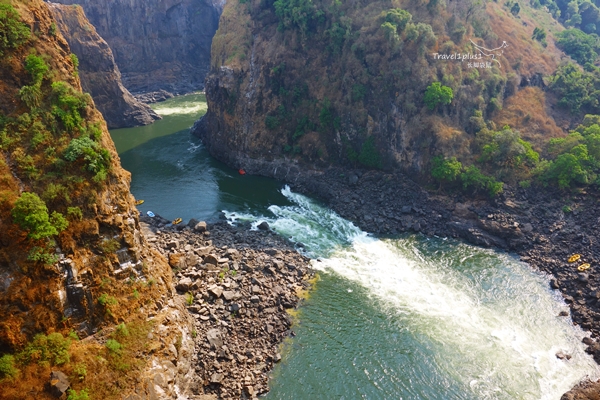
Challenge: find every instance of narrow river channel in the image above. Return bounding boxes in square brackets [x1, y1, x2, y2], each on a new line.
[110, 94, 600, 399]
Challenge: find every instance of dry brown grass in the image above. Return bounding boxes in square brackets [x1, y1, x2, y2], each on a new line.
[486, 1, 561, 76]
[493, 87, 565, 150]
[211, 0, 252, 70]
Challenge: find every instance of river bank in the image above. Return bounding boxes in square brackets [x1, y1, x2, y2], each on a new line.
[191, 120, 600, 394]
[138, 214, 313, 399]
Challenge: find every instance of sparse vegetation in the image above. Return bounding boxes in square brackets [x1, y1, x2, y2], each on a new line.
[0, 354, 19, 380]
[0, 4, 30, 56]
[185, 292, 194, 306]
[98, 293, 118, 307]
[67, 389, 90, 400]
[358, 136, 382, 169]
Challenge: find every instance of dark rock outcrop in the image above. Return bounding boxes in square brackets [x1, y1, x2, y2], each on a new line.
[49, 370, 70, 398]
[52, 0, 223, 95]
[48, 3, 160, 128]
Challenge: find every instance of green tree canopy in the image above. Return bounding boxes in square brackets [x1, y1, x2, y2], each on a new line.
[556, 28, 599, 65]
[424, 82, 453, 110]
[11, 192, 68, 240]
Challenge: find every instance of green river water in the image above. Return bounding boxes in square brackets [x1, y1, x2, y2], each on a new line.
[110, 94, 600, 399]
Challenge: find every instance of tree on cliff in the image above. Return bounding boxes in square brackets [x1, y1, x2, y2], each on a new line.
[12, 192, 68, 240]
[424, 82, 453, 110]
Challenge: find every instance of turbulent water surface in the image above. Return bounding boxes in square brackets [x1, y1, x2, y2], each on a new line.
[111, 95, 600, 399]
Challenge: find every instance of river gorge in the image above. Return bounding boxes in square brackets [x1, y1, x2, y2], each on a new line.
[110, 94, 600, 399]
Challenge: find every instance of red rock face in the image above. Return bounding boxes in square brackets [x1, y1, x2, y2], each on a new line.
[53, 0, 223, 95]
[47, 3, 161, 128]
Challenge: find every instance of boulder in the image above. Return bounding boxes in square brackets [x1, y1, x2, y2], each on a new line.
[208, 285, 223, 298]
[206, 329, 223, 348]
[204, 254, 219, 265]
[168, 253, 185, 269]
[222, 291, 236, 301]
[176, 277, 193, 292]
[194, 221, 207, 233]
[49, 370, 70, 398]
[210, 372, 223, 384]
[257, 221, 270, 231]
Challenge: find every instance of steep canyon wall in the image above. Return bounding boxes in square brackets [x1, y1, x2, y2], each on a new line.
[53, 0, 223, 95]
[195, 0, 565, 176]
[48, 3, 161, 128]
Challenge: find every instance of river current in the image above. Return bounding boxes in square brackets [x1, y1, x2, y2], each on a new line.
[110, 93, 600, 399]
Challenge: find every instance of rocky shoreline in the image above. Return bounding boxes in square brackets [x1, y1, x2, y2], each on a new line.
[189, 125, 600, 395]
[139, 214, 313, 399]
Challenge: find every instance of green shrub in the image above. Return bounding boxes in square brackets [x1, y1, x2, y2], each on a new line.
[549, 63, 600, 114]
[19, 332, 71, 366]
[0, 354, 19, 379]
[431, 156, 463, 183]
[381, 21, 399, 42]
[24, 54, 48, 84]
[358, 136, 382, 168]
[42, 183, 71, 204]
[424, 82, 453, 110]
[185, 292, 194, 306]
[70, 54, 79, 77]
[50, 81, 89, 132]
[27, 246, 59, 265]
[460, 165, 503, 197]
[477, 127, 539, 171]
[105, 339, 122, 355]
[273, 0, 322, 37]
[115, 323, 129, 338]
[97, 293, 118, 307]
[542, 149, 593, 188]
[319, 98, 335, 129]
[98, 238, 120, 254]
[556, 29, 598, 66]
[67, 206, 83, 221]
[384, 8, 412, 33]
[11, 192, 68, 240]
[0, 4, 30, 56]
[19, 83, 42, 109]
[351, 84, 366, 102]
[67, 389, 90, 400]
[72, 363, 87, 381]
[64, 136, 111, 181]
[265, 115, 280, 130]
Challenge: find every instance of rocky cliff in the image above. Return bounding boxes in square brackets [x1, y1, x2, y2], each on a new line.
[0, 1, 195, 397]
[53, 0, 223, 95]
[194, 0, 568, 176]
[47, 3, 161, 129]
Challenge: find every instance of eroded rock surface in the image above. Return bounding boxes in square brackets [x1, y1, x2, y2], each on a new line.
[48, 3, 160, 128]
[53, 0, 222, 95]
